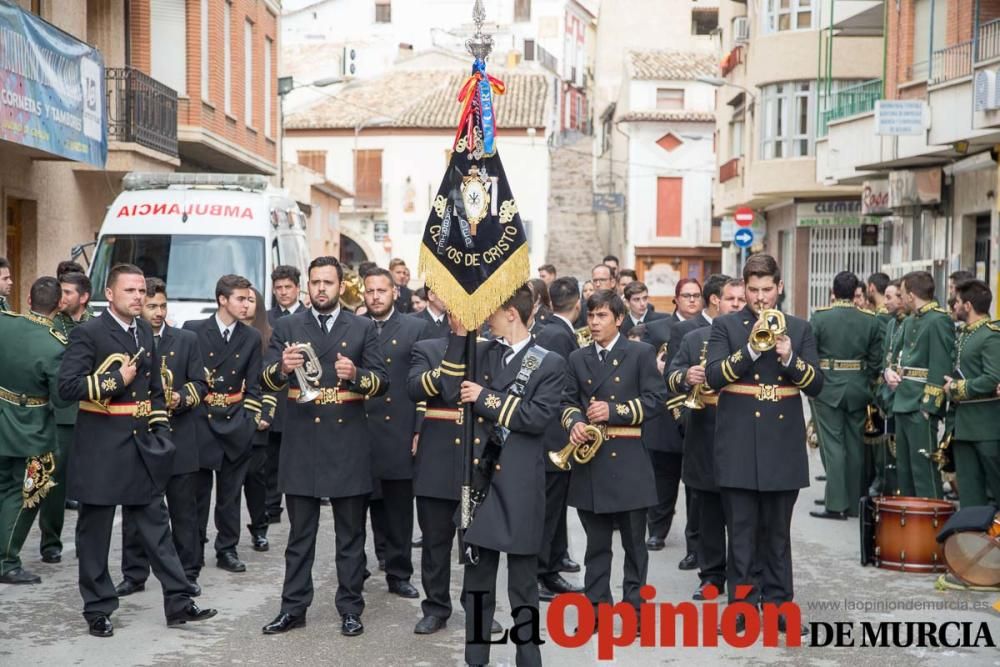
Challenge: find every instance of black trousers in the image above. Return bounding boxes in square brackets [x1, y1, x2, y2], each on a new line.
[369, 478, 414, 584]
[695, 489, 726, 589]
[195, 449, 251, 567]
[416, 496, 458, 620]
[720, 487, 798, 604]
[646, 451, 682, 539]
[121, 472, 199, 583]
[538, 470, 570, 577]
[462, 547, 541, 667]
[243, 445, 271, 538]
[280, 493, 368, 617]
[577, 508, 648, 612]
[78, 501, 190, 622]
[264, 431, 283, 518]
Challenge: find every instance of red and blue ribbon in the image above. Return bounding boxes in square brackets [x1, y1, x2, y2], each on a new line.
[454, 59, 505, 155]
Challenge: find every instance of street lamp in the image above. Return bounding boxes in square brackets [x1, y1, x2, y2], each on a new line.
[696, 75, 757, 105]
[278, 75, 348, 186]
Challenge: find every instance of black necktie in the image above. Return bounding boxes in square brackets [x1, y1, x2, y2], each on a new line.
[222, 328, 230, 344]
[375, 320, 384, 337]
[598, 349, 608, 364]
[128, 324, 138, 348]
[153, 333, 161, 351]
[318, 314, 331, 333]
[281, 309, 290, 318]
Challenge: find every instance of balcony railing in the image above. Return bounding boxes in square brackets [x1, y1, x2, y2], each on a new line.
[977, 18, 1000, 62]
[537, 44, 558, 75]
[818, 79, 882, 136]
[719, 157, 740, 183]
[930, 41, 973, 85]
[106, 67, 178, 157]
[905, 60, 929, 82]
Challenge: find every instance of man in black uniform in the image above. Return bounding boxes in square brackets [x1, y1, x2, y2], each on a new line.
[563, 289, 666, 625]
[183, 275, 263, 576]
[116, 278, 208, 596]
[440, 284, 565, 667]
[533, 277, 585, 601]
[59, 264, 216, 637]
[415, 286, 450, 338]
[362, 267, 433, 599]
[667, 278, 745, 599]
[620, 281, 665, 337]
[390, 258, 414, 314]
[704, 254, 822, 632]
[261, 256, 388, 637]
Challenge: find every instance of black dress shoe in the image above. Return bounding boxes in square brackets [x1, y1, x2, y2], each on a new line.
[814, 499, 824, 506]
[778, 613, 809, 636]
[378, 559, 386, 571]
[363, 568, 371, 580]
[262, 612, 306, 634]
[186, 581, 202, 597]
[541, 574, 582, 595]
[0, 567, 41, 585]
[319, 498, 331, 506]
[558, 556, 580, 573]
[538, 581, 556, 602]
[216, 553, 246, 572]
[40, 551, 62, 564]
[251, 535, 269, 552]
[678, 553, 698, 570]
[412, 535, 423, 548]
[815, 475, 826, 481]
[388, 580, 419, 599]
[491, 619, 502, 634]
[645, 536, 666, 551]
[809, 509, 847, 521]
[693, 582, 724, 600]
[414, 615, 447, 634]
[65, 499, 80, 511]
[167, 602, 218, 627]
[88, 615, 113, 637]
[114, 579, 145, 596]
[717, 613, 746, 635]
[341, 613, 364, 636]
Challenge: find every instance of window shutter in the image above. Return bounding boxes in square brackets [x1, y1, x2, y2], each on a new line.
[297, 150, 327, 175]
[354, 150, 383, 208]
[151, 0, 187, 95]
[656, 177, 683, 237]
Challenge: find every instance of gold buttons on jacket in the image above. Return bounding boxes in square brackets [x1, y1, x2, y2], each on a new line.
[477, 417, 484, 423]
[209, 352, 214, 357]
[455, 439, 462, 445]
[610, 395, 616, 400]
[754, 374, 760, 381]
[315, 417, 321, 423]
[392, 339, 397, 345]
[778, 414, 784, 420]
[386, 396, 392, 403]
[587, 379, 592, 385]
[495, 464, 501, 471]
[611, 452, 617, 458]
[341, 342, 347, 347]
[235, 354, 240, 359]
[386, 358, 392, 364]
[474, 438, 481, 445]
[755, 411, 761, 418]
[132, 392, 137, 398]
[338, 418, 343, 424]
[614, 377, 620, 383]
[385, 415, 391, 421]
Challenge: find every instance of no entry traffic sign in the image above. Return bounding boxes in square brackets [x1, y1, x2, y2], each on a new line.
[735, 207, 755, 227]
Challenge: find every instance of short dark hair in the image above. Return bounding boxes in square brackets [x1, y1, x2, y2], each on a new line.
[357, 261, 378, 278]
[57, 260, 85, 279]
[500, 283, 534, 325]
[587, 288, 625, 319]
[867, 272, 890, 295]
[623, 280, 648, 300]
[363, 267, 394, 284]
[215, 274, 252, 302]
[723, 278, 745, 292]
[308, 256, 344, 281]
[950, 270, 975, 284]
[0, 257, 9, 271]
[618, 268, 638, 281]
[888, 278, 901, 290]
[902, 270, 935, 301]
[703, 274, 731, 304]
[832, 271, 859, 300]
[30, 276, 61, 313]
[629, 323, 647, 340]
[107, 263, 144, 288]
[548, 277, 580, 314]
[955, 279, 992, 314]
[61, 271, 92, 297]
[742, 253, 781, 283]
[145, 277, 167, 298]
[271, 265, 301, 285]
[538, 263, 556, 275]
[603, 255, 619, 265]
[413, 287, 428, 300]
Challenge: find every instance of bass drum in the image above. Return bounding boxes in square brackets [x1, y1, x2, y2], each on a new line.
[873, 496, 955, 573]
[942, 513, 1000, 586]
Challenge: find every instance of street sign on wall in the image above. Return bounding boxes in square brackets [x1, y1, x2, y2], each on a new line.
[734, 207, 754, 227]
[874, 100, 926, 136]
[734, 227, 754, 248]
[592, 192, 625, 212]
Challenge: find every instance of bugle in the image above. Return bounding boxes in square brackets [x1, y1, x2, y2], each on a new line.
[548, 424, 606, 471]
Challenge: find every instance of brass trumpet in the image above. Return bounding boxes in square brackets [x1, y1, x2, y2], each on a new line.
[750, 308, 786, 353]
[160, 356, 175, 411]
[94, 347, 145, 410]
[549, 424, 606, 471]
[684, 340, 712, 410]
[285, 342, 323, 403]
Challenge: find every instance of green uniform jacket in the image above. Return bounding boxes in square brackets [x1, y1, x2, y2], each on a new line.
[51, 309, 92, 425]
[949, 318, 1000, 441]
[810, 300, 882, 411]
[891, 301, 955, 417]
[0, 311, 71, 457]
[877, 312, 906, 413]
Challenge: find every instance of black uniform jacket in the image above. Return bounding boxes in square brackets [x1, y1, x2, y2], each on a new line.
[59, 312, 173, 505]
[533, 314, 579, 471]
[667, 326, 719, 492]
[158, 324, 208, 475]
[262, 309, 388, 498]
[415, 308, 450, 338]
[438, 334, 566, 555]
[364, 310, 435, 481]
[407, 338, 463, 501]
[620, 309, 666, 337]
[639, 314, 688, 454]
[183, 317, 263, 470]
[704, 306, 823, 491]
[266, 302, 305, 433]
[562, 338, 666, 513]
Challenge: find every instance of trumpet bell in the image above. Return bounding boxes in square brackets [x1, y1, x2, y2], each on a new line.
[296, 383, 322, 404]
[750, 309, 786, 353]
[548, 424, 606, 470]
[548, 443, 575, 471]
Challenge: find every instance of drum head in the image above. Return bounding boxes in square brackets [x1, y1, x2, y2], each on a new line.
[943, 533, 1000, 587]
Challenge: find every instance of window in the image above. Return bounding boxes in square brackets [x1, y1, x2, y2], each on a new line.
[375, 0, 391, 23]
[763, 0, 814, 34]
[150, 0, 187, 95]
[200, 0, 209, 100]
[523, 39, 536, 61]
[656, 177, 683, 237]
[760, 82, 814, 159]
[298, 150, 327, 175]
[224, 2, 232, 114]
[264, 38, 273, 136]
[656, 88, 685, 110]
[515, 0, 531, 22]
[729, 119, 744, 158]
[354, 149, 383, 208]
[244, 20, 253, 126]
[692, 8, 719, 35]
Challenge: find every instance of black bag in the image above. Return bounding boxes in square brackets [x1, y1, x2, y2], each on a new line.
[859, 495, 876, 566]
[936, 504, 998, 543]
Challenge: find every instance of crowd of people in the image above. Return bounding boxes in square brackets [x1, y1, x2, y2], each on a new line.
[0, 251, 997, 665]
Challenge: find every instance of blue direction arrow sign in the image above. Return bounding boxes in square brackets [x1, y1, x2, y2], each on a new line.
[734, 227, 754, 248]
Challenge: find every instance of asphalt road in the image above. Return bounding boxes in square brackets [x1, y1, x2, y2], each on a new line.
[2, 446, 998, 666]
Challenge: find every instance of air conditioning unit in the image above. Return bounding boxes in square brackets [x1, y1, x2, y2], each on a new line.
[733, 17, 750, 45]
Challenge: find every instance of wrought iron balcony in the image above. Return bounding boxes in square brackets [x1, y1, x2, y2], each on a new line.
[106, 67, 178, 157]
[977, 18, 1000, 62]
[930, 41, 973, 85]
[818, 79, 882, 136]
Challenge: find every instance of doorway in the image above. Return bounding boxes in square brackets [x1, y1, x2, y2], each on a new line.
[5, 198, 23, 311]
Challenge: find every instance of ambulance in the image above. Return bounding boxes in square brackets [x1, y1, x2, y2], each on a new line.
[88, 173, 310, 326]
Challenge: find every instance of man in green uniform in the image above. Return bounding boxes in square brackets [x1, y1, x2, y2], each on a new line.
[944, 279, 1000, 506]
[871, 279, 904, 495]
[883, 271, 954, 499]
[0, 276, 70, 584]
[810, 272, 882, 519]
[36, 271, 93, 563]
[0, 257, 12, 312]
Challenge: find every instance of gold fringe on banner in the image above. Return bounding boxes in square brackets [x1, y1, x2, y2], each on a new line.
[419, 243, 530, 331]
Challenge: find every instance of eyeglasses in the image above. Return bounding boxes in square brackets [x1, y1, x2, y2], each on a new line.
[677, 293, 702, 300]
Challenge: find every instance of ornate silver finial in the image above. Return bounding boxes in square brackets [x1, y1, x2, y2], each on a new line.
[466, 0, 494, 61]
